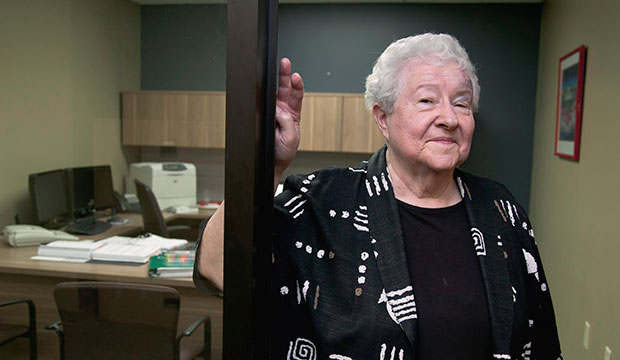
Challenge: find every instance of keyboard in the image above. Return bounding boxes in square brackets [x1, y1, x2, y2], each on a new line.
[64, 219, 111, 236]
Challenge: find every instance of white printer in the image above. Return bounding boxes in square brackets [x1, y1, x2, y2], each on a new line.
[126, 162, 197, 210]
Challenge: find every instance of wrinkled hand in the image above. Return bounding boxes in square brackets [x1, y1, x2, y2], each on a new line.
[275, 58, 304, 181]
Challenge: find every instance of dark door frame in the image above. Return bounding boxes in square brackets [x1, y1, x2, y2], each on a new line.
[224, 0, 279, 358]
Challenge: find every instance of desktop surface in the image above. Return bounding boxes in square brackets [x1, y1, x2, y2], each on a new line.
[0, 208, 215, 279]
[0, 241, 195, 287]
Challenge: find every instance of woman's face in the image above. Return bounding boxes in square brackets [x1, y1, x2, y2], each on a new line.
[376, 60, 475, 175]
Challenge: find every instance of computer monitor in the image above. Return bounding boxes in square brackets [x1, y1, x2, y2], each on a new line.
[66, 165, 116, 218]
[92, 165, 115, 211]
[29, 169, 72, 229]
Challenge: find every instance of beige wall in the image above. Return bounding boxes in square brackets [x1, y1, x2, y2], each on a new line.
[530, 0, 620, 358]
[0, 0, 140, 228]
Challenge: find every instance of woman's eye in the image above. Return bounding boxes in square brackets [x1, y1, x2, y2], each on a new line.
[419, 98, 433, 104]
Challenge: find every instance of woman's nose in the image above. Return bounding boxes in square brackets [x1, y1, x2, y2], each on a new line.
[435, 101, 458, 129]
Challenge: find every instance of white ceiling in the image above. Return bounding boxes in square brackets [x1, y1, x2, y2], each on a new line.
[132, 0, 542, 4]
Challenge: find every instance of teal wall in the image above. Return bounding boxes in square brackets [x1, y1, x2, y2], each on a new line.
[141, 3, 542, 208]
[141, 5, 227, 91]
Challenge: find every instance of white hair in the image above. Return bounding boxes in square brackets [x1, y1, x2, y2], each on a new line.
[364, 33, 480, 113]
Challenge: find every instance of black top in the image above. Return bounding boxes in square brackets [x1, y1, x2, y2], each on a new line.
[398, 200, 494, 360]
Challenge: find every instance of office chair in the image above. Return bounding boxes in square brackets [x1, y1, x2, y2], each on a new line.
[0, 298, 37, 360]
[134, 180, 194, 241]
[45, 282, 211, 360]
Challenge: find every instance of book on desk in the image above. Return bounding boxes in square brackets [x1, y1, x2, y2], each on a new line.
[36, 240, 103, 262]
[148, 250, 195, 278]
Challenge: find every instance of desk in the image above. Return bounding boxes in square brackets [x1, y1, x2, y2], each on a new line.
[0, 209, 222, 360]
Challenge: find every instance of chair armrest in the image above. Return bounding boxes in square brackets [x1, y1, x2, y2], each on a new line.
[0, 298, 32, 308]
[0, 298, 36, 332]
[180, 315, 209, 337]
[45, 320, 65, 360]
[175, 315, 211, 360]
[44, 320, 63, 334]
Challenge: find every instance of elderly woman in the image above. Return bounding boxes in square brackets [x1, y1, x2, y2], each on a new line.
[195, 33, 562, 359]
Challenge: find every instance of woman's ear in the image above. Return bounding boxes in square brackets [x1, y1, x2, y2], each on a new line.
[372, 104, 389, 143]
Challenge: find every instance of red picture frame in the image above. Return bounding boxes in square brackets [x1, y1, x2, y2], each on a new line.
[554, 45, 587, 161]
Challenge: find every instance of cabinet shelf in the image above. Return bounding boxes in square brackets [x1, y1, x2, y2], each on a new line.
[122, 90, 383, 153]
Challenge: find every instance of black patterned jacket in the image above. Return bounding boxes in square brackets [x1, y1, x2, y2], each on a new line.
[195, 146, 563, 360]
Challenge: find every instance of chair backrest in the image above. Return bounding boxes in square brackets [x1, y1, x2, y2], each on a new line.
[53, 282, 180, 360]
[135, 179, 169, 237]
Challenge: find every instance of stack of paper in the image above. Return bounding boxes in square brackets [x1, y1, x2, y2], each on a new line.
[136, 234, 189, 251]
[92, 242, 161, 263]
[149, 267, 193, 278]
[36, 241, 104, 262]
[91, 235, 189, 264]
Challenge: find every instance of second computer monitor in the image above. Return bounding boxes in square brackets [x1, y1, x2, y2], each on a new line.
[67, 165, 115, 218]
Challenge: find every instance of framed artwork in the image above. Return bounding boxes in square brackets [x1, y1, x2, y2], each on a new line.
[555, 45, 587, 161]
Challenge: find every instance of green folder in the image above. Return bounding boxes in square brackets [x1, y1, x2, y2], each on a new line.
[148, 250, 195, 277]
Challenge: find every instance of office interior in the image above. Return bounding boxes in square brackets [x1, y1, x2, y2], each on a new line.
[0, 0, 618, 359]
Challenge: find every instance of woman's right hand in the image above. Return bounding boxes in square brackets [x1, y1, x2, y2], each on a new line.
[274, 58, 304, 185]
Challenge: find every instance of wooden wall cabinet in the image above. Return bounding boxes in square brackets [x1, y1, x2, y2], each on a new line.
[122, 91, 225, 148]
[122, 92, 166, 146]
[342, 94, 385, 153]
[121, 91, 383, 153]
[299, 93, 343, 152]
[298, 92, 384, 153]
